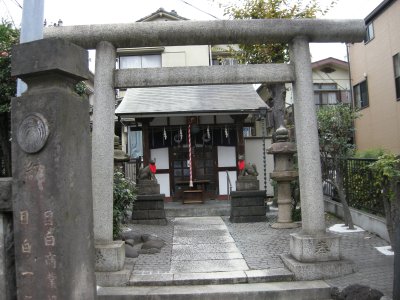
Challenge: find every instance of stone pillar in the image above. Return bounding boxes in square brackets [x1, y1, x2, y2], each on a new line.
[267, 126, 299, 229]
[289, 36, 325, 235]
[11, 39, 96, 299]
[138, 118, 152, 166]
[92, 41, 125, 271]
[231, 114, 247, 156]
[281, 36, 354, 280]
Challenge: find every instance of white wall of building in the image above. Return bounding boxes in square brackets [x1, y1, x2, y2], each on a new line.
[162, 45, 210, 67]
[150, 148, 170, 197]
[245, 137, 274, 197]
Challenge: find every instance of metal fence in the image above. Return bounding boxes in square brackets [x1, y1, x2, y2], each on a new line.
[124, 158, 140, 183]
[322, 157, 385, 216]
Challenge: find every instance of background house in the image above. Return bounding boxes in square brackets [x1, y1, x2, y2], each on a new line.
[348, 0, 400, 154]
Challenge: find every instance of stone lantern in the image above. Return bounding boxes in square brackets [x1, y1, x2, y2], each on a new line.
[267, 126, 299, 229]
[114, 135, 130, 169]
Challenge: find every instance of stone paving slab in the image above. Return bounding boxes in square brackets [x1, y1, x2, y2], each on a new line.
[172, 251, 243, 261]
[173, 271, 247, 285]
[173, 243, 240, 254]
[173, 216, 225, 226]
[245, 268, 294, 283]
[174, 228, 228, 237]
[129, 273, 174, 286]
[98, 280, 332, 300]
[170, 258, 249, 273]
[173, 235, 235, 245]
[174, 224, 227, 231]
[128, 269, 294, 286]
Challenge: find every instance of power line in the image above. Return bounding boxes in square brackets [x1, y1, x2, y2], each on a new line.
[177, 0, 220, 19]
[11, 0, 22, 9]
[1, 0, 17, 27]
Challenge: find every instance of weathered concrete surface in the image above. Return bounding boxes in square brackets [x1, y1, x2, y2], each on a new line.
[230, 190, 266, 223]
[171, 217, 248, 274]
[289, 37, 326, 235]
[281, 254, 355, 281]
[95, 241, 125, 272]
[44, 19, 365, 49]
[11, 38, 88, 81]
[235, 177, 260, 191]
[136, 180, 160, 195]
[115, 64, 294, 88]
[97, 280, 332, 300]
[11, 39, 96, 299]
[131, 194, 167, 225]
[92, 41, 116, 243]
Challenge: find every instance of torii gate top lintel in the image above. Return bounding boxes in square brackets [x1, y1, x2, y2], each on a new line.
[44, 19, 365, 50]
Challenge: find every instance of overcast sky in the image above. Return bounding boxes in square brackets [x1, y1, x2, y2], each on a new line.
[1, 0, 384, 63]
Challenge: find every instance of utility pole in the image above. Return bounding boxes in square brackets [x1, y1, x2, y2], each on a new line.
[17, 0, 45, 96]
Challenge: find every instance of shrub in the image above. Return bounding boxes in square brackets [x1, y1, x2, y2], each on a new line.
[113, 171, 136, 239]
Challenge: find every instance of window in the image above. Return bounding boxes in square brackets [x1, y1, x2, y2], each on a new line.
[365, 22, 374, 43]
[119, 54, 161, 69]
[353, 80, 369, 109]
[394, 53, 400, 100]
[128, 128, 143, 158]
[313, 83, 340, 106]
[212, 57, 238, 65]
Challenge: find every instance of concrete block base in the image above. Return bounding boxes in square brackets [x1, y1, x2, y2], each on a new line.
[290, 232, 340, 262]
[236, 178, 259, 191]
[271, 222, 300, 229]
[132, 194, 167, 225]
[281, 254, 356, 281]
[137, 180, 160, 195]
[96, 269, 131, 287]
[230, 190, 266, 223]
[95, 241, 125, 272]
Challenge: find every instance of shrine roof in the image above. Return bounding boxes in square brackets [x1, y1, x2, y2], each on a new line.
[115, 84, 268, 118]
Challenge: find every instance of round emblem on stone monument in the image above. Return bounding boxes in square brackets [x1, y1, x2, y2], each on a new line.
[17, 113, 49, 153]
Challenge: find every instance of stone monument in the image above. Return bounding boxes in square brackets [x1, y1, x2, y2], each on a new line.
[11, 38, 96, 299]
[267, 126, 299, 229]
[230, 155, 267, 223]
[114, 135, 130, 168]
[132, 159, 167, 225]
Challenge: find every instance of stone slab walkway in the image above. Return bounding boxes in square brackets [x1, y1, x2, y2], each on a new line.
[124, 211, 394, 298]
[171, 217, 248, 273]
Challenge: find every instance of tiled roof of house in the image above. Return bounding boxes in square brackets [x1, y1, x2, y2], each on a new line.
[115, 85, 268, 117]
[136, 7, 188, 22]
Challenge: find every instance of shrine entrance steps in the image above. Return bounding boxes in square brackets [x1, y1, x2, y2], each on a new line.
[165, 200, 230, 217]
[97, 280, 333, 299]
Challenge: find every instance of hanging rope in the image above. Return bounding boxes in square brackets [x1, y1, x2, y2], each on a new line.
[188, 123, 193, 187]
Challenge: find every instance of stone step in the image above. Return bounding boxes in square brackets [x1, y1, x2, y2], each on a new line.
[97, 280, 333, 300]
[165, 201, 230, 217]
[129, 268, 294, 286]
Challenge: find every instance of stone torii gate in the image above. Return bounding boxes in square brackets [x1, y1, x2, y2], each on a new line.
[42, 19, 363, 282]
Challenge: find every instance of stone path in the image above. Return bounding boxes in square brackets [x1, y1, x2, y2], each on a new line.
[125, 211, 394, 298]
[171, 217, 248, 273]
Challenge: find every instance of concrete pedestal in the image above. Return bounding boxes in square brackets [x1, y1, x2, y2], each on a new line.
[132, 194, 167, 225]
[236, 177, 260, 191]
[290, 232, 340, 262]
[137, 180, 160, 195]
[281, 254, 356, 280]
[230, 190, 266, 223]
[95, 241, 125, 272]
